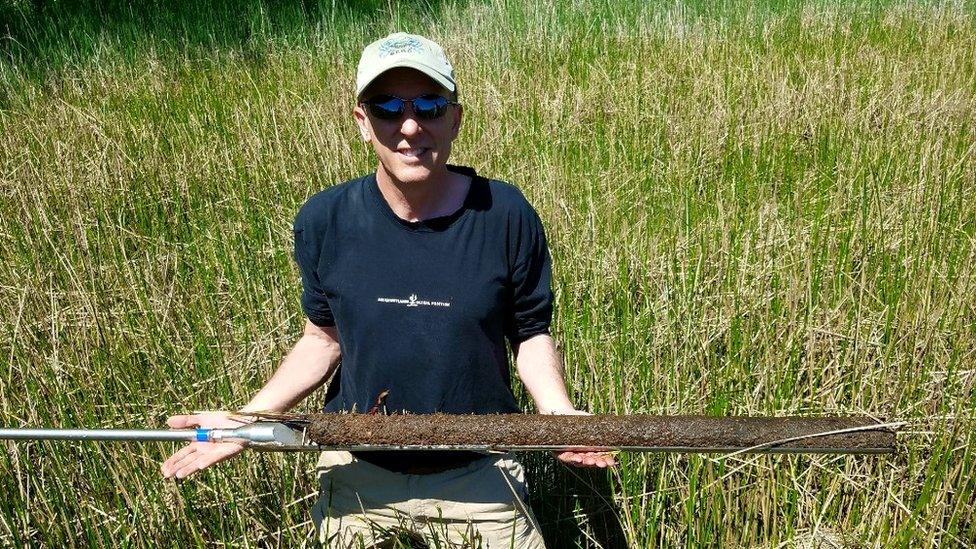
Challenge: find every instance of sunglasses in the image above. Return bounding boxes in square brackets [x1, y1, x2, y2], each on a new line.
[361, 94, 458, 121]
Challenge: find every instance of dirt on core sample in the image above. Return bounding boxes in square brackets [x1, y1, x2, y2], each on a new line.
[305, 414, 897, 453]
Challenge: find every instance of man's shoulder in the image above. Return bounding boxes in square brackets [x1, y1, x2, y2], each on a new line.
[484, 177, 527, 202]
[488, 173, 538, 219]
[471, 171, 539, 219]
[293, 173, 371, 230]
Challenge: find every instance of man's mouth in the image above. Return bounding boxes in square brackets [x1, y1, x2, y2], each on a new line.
[397, 147, 430, 159]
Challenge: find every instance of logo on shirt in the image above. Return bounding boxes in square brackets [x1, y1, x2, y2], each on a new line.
[377, 294, 451, 308]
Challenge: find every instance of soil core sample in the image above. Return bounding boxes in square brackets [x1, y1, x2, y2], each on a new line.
[305, 414, 897, 453]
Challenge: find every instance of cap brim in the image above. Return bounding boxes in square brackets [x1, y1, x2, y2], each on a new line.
[357, 59, 455, 99]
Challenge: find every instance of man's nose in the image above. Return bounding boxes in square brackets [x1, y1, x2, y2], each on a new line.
[399, 115, 422, 136]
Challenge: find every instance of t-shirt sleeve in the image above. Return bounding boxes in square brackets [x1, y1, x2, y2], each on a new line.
[506, 204, 554, 345]
[293, 210, 335, 328]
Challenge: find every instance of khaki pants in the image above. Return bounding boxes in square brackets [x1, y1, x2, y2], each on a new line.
[312, 451, 547, 548]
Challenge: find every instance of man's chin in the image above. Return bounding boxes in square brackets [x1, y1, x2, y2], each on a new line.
[383, 162, 444, 184]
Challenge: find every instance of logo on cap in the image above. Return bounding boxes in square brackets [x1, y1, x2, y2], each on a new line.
[378, 36, 424, 58]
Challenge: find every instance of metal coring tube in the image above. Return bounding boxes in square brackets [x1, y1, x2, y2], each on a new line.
[0, 416, 902, 454]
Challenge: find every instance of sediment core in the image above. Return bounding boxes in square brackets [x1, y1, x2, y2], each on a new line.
[304, 414, 897, 452]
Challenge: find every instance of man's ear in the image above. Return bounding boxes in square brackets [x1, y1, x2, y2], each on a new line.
[353, 105, 371, 142]
[450, 103, 463, 139]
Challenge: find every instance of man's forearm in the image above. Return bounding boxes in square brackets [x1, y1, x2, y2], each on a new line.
[514, 333, 577, 414]
[515, 333, 617, 468]
[240, 321, 342, 413]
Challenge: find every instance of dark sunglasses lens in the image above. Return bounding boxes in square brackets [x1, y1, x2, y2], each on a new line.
[413, 95, 450, 119]
[367, 97, 404, 119]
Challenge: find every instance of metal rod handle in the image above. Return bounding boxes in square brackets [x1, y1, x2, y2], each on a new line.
[0, 428, 201, 442]
[0, 422, 303, 446]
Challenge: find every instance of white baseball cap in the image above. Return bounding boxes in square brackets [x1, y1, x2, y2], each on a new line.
[356, 32, 456, 99]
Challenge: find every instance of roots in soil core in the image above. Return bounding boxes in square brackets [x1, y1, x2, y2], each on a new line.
[304, 414, 896, 452]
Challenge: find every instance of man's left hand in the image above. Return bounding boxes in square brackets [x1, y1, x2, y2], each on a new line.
[547, 409, 617, 468]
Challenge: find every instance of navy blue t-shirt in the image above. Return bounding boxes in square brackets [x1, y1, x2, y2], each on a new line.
[292, 165, 553, 466]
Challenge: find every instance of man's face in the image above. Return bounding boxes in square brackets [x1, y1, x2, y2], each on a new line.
[353, 67, 462, 184]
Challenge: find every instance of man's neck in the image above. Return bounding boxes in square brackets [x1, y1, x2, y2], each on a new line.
[376, 165, 470, 222]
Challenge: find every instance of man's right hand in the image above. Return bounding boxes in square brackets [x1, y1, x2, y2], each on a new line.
[160, 412, 252, 479]
[160, 321, 341, 479]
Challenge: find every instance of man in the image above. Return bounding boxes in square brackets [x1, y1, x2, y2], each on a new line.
[162, 32, 614, 547]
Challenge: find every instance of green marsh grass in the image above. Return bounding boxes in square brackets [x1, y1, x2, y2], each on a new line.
[1, 0, 974, 546]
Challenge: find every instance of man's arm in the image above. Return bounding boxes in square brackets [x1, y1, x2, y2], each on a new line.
[161, 320, 341, 479]
[240, 320, 342, 413]
[514, 333, 576, 414]
[514, 333, 616, 468]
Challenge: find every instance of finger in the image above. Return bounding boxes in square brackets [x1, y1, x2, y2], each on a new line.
[174, 459, 203, 479]
[162, 444, 198, 476]
[170, 446, 212, 475]
[584, 452, 614, 468]
[560, 451, 616, 468]
[172, 448, 215, 479]
[576, 454, 596, 467]
[557, 452, 584, 465]
[164, 445, 204, 478]
[167, 415, 199, 429]
[175, 444, 239, 479]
